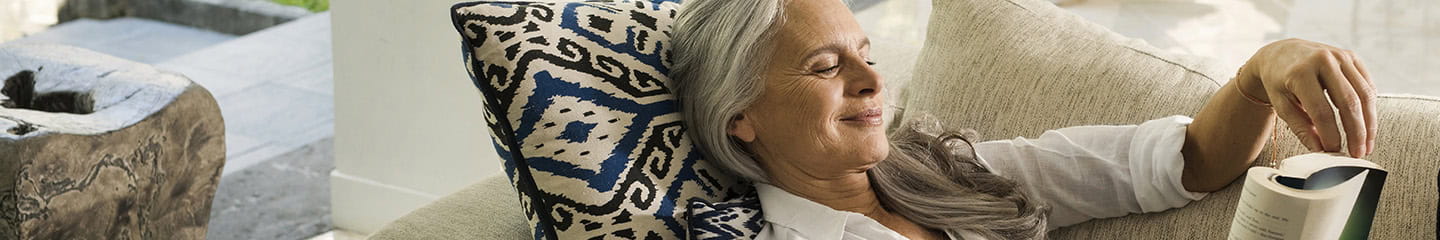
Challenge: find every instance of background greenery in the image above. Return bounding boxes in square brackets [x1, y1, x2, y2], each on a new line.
[271, 0, 329, 12]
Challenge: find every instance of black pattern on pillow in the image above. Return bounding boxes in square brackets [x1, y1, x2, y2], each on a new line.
[450, 0, 745, 239]
[686, 191, 764, 239]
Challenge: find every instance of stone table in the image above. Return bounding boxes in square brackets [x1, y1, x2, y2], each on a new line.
[0, 43, 225, 239]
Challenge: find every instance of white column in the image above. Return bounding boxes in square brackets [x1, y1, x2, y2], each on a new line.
[330, 0, 504, 234]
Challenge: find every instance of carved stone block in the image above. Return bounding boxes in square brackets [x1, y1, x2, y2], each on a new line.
[0, 43, 225, 239]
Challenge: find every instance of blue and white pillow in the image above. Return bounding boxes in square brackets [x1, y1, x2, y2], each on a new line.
[451, 1, 756, 239]
[687, 191, 765, 239]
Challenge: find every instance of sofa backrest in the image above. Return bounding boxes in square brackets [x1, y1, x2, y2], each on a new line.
[906, 0, 1440, 238]
[901, 0, 1225, 141]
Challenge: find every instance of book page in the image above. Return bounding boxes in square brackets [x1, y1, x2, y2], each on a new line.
[1229, 169, 1309, 240]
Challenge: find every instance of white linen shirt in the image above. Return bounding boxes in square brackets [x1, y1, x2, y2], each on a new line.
[752, 116, 1209, 239]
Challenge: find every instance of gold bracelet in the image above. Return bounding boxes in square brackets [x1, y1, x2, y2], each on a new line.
[1235, 81, 1272, 107]
[1234, 63, 1272, 107]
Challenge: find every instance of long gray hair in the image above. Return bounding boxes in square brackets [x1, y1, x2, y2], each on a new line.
[668, 0, 1049, 238]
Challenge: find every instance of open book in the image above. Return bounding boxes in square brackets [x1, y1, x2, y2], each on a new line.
[1228, 153, 1388, 240]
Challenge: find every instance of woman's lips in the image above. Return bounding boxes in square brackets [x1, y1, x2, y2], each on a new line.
[840, 107, 884, 126]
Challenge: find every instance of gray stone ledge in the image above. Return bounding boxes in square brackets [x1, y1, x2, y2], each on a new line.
[58, 0, 313, 35]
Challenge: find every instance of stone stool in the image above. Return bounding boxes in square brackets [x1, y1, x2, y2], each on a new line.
[0, 43, 225, 239]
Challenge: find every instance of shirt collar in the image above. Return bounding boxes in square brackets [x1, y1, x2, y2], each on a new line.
[755, 182, 851, 239]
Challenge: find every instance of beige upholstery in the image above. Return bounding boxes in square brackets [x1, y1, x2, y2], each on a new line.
[907, 0, 1440, 238]
[371, 0, 1439, 238]
[367, 174, 530, 240]
[898, 0, 1228, 140]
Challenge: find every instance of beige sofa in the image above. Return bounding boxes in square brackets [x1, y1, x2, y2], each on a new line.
[371, 0, 1440, 238]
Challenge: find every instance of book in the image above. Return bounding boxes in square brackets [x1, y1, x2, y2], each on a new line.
[1228, 152, 1388, 240]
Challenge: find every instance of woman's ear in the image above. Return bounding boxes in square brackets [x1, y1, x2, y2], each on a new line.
[728, 113, 757, 143]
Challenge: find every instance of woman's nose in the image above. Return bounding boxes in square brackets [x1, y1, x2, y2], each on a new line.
[848, 62, 883, 97]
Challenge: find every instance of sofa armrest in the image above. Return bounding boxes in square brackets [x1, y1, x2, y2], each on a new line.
[369, 174, 529, 239]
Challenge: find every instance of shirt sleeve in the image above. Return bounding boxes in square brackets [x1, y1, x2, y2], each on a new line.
[972, 115, 1208, 231]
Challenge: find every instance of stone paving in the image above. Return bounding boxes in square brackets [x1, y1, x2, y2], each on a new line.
[158, 13, 334, 175]
[1, 12, 335, 240]
[208, 138, 334, 240]
[5, 18, 235, 64]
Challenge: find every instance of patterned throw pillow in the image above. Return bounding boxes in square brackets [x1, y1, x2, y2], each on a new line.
[686, 191, 764, 239]
[450, 1, 752, 239]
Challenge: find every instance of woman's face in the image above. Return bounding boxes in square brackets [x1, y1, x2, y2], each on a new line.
[729, 0, 888, 180]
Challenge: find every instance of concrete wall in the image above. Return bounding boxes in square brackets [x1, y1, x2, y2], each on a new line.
[330, 0, 503, 234]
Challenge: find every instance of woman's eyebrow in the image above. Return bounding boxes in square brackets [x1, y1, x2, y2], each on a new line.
[801, 37, 871, 62]
[801, 44, 845, 62]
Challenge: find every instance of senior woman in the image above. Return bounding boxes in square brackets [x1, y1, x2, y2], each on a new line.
[668, 0, 1378, 239]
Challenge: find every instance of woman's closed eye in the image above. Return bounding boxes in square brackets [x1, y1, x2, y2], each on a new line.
[814, 64, 841, 74]
[812, 61, 877, 75]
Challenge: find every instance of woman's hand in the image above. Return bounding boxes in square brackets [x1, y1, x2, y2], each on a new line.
[1237, 38, 1377, 158]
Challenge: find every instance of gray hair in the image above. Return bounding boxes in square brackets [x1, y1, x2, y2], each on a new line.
[669, 0, 782, 182]
[668, 0, 1049, 238]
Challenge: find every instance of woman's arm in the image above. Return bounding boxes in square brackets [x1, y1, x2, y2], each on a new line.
[1181, 38, 1377, 192]
[1180, 76, 1275, 192]
[975, 116, 1203, 230]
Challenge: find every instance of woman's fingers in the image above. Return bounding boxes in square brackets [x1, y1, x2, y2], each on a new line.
[1253, 39, 1381, 156]
[1349, 51, 1378, 154]
[1352, 50, 1375, 81]
[1291, 68, 1344, 153]
[1319, 50, 1368, 157]
[1337, 50, 1377, 156]
[1272, 90, 1324, 152]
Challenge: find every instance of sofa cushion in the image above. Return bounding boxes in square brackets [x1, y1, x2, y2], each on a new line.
[907, 0, 1440, 238]
[450, 1, 742, 239]
[900, 0, 1228, 141]
[368, 175, 530, 240]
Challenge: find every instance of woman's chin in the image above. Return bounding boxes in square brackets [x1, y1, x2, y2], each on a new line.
[854, 133, 891, 163]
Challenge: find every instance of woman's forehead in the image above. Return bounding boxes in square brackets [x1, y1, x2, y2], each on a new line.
[775, 0, 868, 56]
